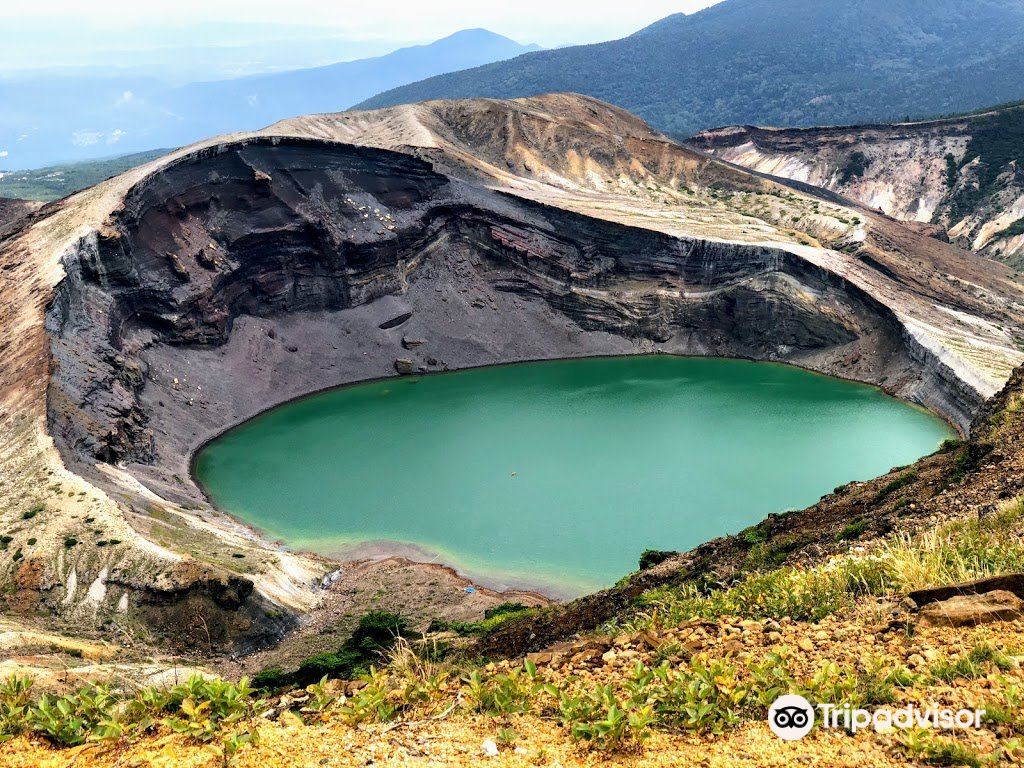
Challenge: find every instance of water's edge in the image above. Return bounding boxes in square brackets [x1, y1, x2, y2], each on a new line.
[189, 353, 953, 598]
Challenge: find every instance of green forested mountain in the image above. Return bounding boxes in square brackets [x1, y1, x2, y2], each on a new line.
[358, 0, 1024, 137]
[0, 149, 169, 201]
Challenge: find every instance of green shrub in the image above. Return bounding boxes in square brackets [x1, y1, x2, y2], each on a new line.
[162, 676, 257, 742]
[558, 683, 655, 751]
[945, 153, 959, 189]
[837, 518, 869, 541]
[337, 668, 398, 725]
[0, 676, 33, 743]
[899, 729, 984, 767]
[1001, 217, 1024, 239]
[632, 565, 853, 627]
[430, 603, 534, 636]
[22, 504, 43, 520]
[462, 661, 543, 715]
[255, 610, 413, 689]
[484, 602, 528, 620]
[873, 471, 918, 503]
[638, 549, 679, 570]
[839, 151, 870, 184]
[251, 668, 290, 691]
[929, 643, 1014, 683]
[948, 442, 993, 484]
[27, 685, 119, 746]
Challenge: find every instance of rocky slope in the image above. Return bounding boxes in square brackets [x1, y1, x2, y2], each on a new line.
[691, 101, 1024, 265]
[0, 197, 41, 237]
[2, 94, 1024, 659]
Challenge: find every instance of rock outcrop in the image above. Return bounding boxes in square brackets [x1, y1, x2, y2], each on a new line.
[690, 102, 1024, 265]
[918, 591, 1024, 627]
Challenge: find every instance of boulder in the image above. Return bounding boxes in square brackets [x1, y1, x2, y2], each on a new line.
[918, 590, 1024, 627]
[908, 573, 1024, 606]
[393, 358, 415, 375]
[401, 336, 427, 349]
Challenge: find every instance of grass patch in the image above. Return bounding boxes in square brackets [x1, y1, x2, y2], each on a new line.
[837, 518, 869, 541]
[899, 730, 984, 767]
[873, 470, 918, 503]
[929, 643, 1015, 683]
[627, 496, 1024, 629]
[429, 602, 534, 636]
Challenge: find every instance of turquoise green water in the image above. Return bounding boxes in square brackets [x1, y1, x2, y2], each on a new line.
[194, 356, 953, 595]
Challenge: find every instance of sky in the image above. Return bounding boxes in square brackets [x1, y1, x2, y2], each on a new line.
[0, 1, 723, 49]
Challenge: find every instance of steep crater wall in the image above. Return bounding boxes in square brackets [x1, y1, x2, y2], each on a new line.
[41, 139, 974, 602]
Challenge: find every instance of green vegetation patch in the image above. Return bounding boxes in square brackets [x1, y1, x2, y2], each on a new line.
[429, 602, 535, 637]
[839, 151, 870, 184]
[1000, 217, 1024, 239]
[0, 149, 170, 202]
[253, 610, 415, 690]
[947, 106, 1024, 221]
[626, 496, 1024, 630]
[873, 470, 919, 503]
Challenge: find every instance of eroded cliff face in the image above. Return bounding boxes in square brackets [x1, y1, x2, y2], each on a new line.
[691, 104, 1024, 266]
[46, 137, 929, 510]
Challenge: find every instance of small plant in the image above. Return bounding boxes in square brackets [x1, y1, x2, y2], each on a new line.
[304, 676, 339, 717]
[0, 675, 33, 742]
[559, 684, 654, 751]
[747, 651, 796, 709]
[638, 549, 679, 569]
[462, 661, 541, 715]
[22, 503, 43, 520]
[221, 729, 259, 768]
[163, 676, 257, 743]
[982, 680, 1023, 734]
[837, 518, 869, 541]
[337, 668, 398, 725]
[496, 727, 520, 750]
[898, 729, 983, 767]
[27, 685, 119, 746]
[929, 643, 1014, 683]
[650, 657, 749, 733]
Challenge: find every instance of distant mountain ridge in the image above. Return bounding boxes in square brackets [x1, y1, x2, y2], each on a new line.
[0, 29, 539, 169]
[358, 0, 1024, 137]
[165, 30, 541, 141]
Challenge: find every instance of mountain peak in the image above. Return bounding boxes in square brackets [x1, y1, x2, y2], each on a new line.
[357, 0, 1024, 136]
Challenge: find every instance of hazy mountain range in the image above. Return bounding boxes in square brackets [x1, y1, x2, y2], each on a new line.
[0, 29, 539, 169]
[360, 0, 1024, 138]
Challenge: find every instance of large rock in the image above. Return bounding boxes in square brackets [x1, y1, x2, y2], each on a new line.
[918, 590, 1024, 627]
[909, 573, 1024, 606]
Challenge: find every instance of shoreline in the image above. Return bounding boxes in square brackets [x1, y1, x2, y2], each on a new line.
[186, 352, 955, 603]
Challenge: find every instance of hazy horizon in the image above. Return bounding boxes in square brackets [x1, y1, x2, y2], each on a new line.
[0, 2, 723, 77]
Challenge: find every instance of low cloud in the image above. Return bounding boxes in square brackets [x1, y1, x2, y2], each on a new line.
[0, 150, 8, 158]
[106, 129, 125, 144]
[71, 131, 103, 147]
